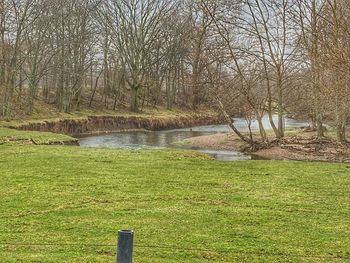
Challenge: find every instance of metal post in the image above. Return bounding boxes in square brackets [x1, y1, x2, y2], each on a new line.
[116, 229, 134, 263]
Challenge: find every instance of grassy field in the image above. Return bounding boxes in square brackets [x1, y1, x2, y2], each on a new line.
[0, 127, 75, 145]
[0, 142, 350, 262]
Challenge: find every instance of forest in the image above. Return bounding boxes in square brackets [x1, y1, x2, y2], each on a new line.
[1, 1, 350, 262]
[0, 0, 349, 144]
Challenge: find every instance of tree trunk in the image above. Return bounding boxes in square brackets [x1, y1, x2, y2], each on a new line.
[336, 122, 346, 144]
[316, 112, 324, 138]
[216, 97, 252, 145]
[130, 85, 139, 112]
[277, 110, 284, 138]
[256, 115, 268, 143]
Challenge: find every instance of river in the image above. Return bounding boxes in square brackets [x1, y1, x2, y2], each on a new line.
[79, 115, 308, 161]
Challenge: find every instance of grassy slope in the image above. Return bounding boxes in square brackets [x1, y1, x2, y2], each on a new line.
[1, 99, 183, 123]
[0, 145, 349, 262]
[0, 105, 217, 128]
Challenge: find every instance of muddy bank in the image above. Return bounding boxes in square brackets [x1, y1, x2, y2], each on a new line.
[7, 113, 223, 136]
[183, 132, 350, 163]
[0, 137, 79, 146]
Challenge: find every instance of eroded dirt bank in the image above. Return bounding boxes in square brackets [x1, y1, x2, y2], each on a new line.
[7, 113, 223, 136]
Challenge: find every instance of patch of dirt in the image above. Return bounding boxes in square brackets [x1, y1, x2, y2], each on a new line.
[184, 131, 350, 163]
[183, 133, 245, 151]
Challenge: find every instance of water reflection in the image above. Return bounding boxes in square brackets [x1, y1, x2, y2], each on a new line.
[79, 130, 211, 149]
[171, 115, 307, 133]
[79, 116, 308, 161]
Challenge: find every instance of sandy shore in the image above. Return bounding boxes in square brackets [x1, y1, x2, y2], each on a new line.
[183, 132, 350, 162]
[182, 133, 245, 151]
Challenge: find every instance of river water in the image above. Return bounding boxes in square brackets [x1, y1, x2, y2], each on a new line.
[79, 115, 308, 161]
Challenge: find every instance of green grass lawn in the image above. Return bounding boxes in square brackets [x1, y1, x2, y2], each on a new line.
[0, 144, 350, 262]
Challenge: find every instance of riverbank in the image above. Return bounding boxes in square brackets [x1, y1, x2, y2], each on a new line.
[1, 115, 349, 261]
[1, 110, 223, 137]
[182, 130, 350, 163]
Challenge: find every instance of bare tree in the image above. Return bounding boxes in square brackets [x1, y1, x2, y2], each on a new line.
[317, 0, 350, 143]
[294, 0, 327, 138]
[0, 0, 40, 118]
[99, 0, 173, 112]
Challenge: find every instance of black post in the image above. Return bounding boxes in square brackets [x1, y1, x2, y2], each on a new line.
[116, 230, 134, 263]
